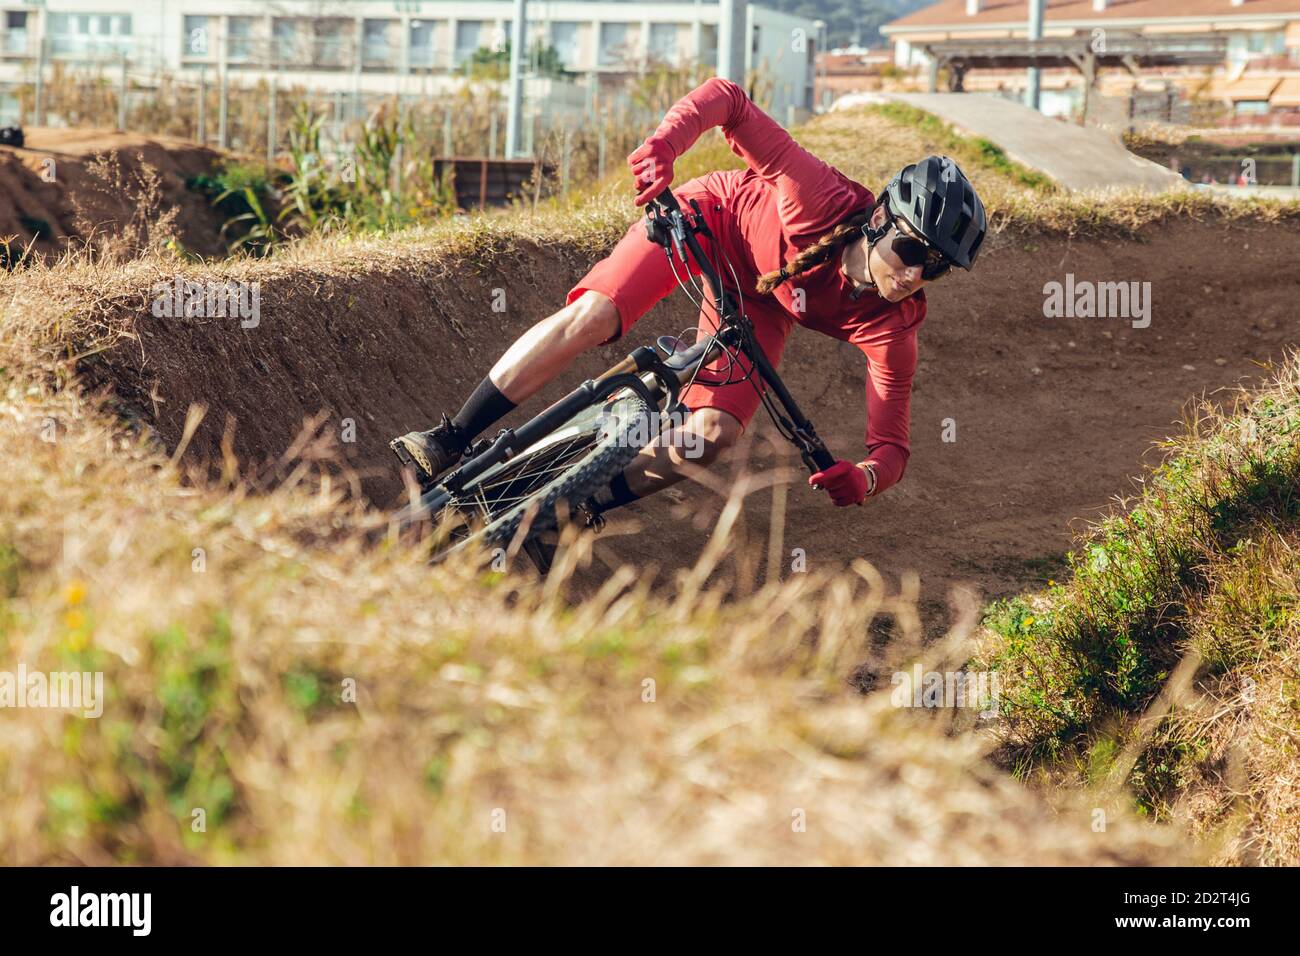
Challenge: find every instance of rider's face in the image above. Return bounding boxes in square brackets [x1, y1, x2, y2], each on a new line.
[866, 206, 927, 302]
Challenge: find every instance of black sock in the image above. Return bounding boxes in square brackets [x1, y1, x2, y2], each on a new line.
[591, 472, 641, 515]
[451, 377, 517, 441]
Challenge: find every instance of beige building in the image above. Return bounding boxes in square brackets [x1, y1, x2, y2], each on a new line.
[881, 0, 1300, 120]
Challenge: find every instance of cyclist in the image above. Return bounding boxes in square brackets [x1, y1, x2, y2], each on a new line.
[392, 77, 986, 513]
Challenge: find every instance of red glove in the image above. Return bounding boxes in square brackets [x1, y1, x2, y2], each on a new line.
[628, 138, 675, 206]
[809, 460, 869, 507]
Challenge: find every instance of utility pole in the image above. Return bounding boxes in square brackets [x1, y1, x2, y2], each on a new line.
[814, 19, 827, 111]
[218, 68, 229, 149]
[717, 0, 747, 84]
[117, 54, 128, 131]
[692, 0, 702, 82]
[1026, 0, 1044, 111]
[267, 74, 277, 164]
[505, 0, 527, 158]
[34, 35, 47, 126]
[197, 65, 207, 145]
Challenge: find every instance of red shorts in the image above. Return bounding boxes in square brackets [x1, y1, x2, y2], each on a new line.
[566, 188, 794, 431]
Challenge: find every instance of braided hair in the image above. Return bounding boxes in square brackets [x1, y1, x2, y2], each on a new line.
[754, 202, 879, 295]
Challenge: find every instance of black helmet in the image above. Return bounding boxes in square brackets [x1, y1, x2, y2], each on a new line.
[884, 156, 986, 271]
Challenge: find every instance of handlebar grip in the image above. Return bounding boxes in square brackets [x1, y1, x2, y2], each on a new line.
[810, 447, 836, 472]
[653, 188, 680, 214]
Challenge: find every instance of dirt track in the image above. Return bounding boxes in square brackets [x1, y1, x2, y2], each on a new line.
[81, 216, 1299, 630]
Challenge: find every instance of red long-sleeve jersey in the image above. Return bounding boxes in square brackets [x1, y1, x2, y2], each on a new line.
[650, 78, 925, 495]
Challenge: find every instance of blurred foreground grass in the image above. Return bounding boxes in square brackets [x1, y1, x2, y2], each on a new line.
[0, 296, 1192, 865]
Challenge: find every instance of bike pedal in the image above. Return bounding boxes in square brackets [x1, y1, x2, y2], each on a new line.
[389, 437, 416, 469]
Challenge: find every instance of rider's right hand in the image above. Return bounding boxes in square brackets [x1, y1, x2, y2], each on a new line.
[809, 459, 870, 507]
[628, 138, 676, 206]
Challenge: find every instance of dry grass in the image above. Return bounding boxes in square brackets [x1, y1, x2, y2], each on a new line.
[70, 151, 181, 263]
[1164, 527, 1300, 865]
[0, 280, 1195, 865]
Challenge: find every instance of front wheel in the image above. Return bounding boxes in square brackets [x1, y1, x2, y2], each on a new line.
[436, 390, 654, 560]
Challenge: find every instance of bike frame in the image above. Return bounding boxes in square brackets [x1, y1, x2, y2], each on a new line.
[399, 188, 835, 527]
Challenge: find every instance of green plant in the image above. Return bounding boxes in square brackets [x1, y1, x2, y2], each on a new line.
[469, 40, 568, 82]
[191, 161, 283, 255]
[277, 102, 457, 235]
[279, 103, 343, 234]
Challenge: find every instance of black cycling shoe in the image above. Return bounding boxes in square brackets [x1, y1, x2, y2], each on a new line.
[390, 414, 468, 484]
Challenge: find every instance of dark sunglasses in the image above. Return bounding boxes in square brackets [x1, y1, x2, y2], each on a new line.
[884, 212, 952, 281]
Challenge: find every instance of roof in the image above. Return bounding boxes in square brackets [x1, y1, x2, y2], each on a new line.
[1207, 74, 1284, 98]
[884, 0, 1300, 33]
[1273, 75, 1300, 104]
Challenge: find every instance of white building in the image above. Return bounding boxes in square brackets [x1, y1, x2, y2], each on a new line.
[0, 1, 818, 118]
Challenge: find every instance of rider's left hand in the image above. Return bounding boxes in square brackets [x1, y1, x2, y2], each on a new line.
[809, 460, 869, 507]
[628, 138, 676, 206]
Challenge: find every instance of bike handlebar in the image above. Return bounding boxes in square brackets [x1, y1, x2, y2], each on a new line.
[645, 186, 838, 477]
[651, 187, 681, 214]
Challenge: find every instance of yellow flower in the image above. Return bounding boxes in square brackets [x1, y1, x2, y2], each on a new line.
[1023, 616, 1036, 629]
[64, 608, 91, 650]
[64, 580, 86, 606]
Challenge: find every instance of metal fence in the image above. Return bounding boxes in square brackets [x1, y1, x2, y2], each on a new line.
[1, 52, 707, 205]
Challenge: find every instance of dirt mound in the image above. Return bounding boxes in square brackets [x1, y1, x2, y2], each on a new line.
[56, 215, 1300, 630]
[0, 128, 228, 260]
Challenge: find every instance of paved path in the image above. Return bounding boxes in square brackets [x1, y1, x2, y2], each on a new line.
[833, 91, 1186, 193]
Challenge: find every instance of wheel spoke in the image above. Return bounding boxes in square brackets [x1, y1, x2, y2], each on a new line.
[457, 431, 598, 520]
[447, 398, 645, 528]
[485, 434, 591, 504]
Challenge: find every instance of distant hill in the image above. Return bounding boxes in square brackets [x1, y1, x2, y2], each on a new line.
[598, 0, 935, 49]
[765, 0, 934, 48]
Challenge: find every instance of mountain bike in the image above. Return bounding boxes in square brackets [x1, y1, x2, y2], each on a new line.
[395, 188, 838, 572]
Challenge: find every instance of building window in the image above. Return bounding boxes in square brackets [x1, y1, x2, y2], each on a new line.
[648, 23, 678, 65]
[227, 17, 255, 62]
[363, 19, 396, 69]
[4, 11, 29, 55]
[183, 15, 210, 57]
[455, 20, 484, 67]
[49, 11, 132, 57]
[272, 18, 308, 65]
[313, 19, 351, 69]
[409, 20, 436, 69]
[1247, 31, 1285, 54]
[699, 23, 718, 68]
[599, 22, 632, 67]
[1228, 30, 1286, 64]
[551, 21, 581, 70]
